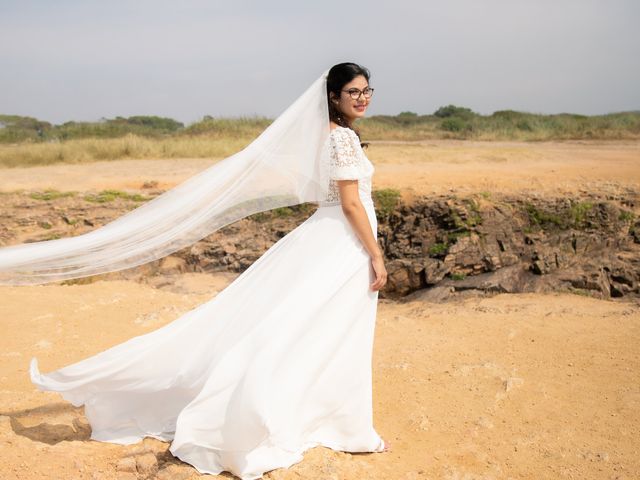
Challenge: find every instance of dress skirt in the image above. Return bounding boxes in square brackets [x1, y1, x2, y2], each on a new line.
[29, 198, 382, 480]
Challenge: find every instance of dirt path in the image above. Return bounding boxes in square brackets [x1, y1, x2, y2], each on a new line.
[1, 140, 638, 199]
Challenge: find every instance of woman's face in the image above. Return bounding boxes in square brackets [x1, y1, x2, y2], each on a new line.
[332, 74, 370, 123]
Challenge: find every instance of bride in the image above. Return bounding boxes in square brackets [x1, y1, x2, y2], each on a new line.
[5, 62, 390, 479]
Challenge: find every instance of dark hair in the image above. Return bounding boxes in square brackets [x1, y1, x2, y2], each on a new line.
[326, 62, 371, 149]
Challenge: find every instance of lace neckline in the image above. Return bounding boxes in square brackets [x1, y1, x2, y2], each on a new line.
[330, 126, 361, 145]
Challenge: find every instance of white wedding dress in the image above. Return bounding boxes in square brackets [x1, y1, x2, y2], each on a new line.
[29, 126, 383, 480]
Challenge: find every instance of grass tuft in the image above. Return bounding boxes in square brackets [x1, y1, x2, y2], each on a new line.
[373, 188, 402, 218]
[29, 189, 78, 201]
[83, 189, 152, 203]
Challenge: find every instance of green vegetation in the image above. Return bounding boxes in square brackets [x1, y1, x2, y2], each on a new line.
[619, 210, 635, 222]
[524, 203, 564, 229]
[247, 202, 315, 222]
[1, 108, 638, 168]
[462, 198, 482, 227]
[0, 114, 184, 143]
[0, 132, 253, 168]
[29, 189, 78, 201]
[434, 105, 477, 119]
[270, 206, 295, 217]
[448, 198, 482, 237]
[428, 242, 448, 256]
[41, 232, 63, 240]
[83, 189, 153, 203]
[563, 286, 594, 297]
[2, 108, 638, 145]
[441, 117, 472, 133]
[447, 230, 471, 241]
[27, 188, 152, 204]
[372, 188, 402, 218]
[425, 197, 484, 258]
[358, 108, 640, 141]
[0, 114, 270, 145]
[524, 200, 597, 230]
[182, 116, 271, 138]
[450, 211, 466, 230]
[570, 201, 594, 227]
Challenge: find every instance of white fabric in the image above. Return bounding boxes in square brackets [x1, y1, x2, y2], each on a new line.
[29, 136, 383, 479]
[321, 127, 375, 206]
[328, 126, 373, 180]
[0, 69, 332, 286]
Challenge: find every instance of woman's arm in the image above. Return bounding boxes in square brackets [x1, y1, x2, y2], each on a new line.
[337, 180, 387, 291]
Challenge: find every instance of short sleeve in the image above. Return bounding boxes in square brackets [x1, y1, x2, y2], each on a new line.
[328, 128, 364, 180]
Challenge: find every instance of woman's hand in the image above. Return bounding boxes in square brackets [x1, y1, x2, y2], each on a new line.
[370, 255, 387, 291]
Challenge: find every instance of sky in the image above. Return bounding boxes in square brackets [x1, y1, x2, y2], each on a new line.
[1, 0, 639, 126]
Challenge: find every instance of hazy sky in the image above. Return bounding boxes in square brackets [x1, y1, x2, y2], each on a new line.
[1, 0, 638, 125]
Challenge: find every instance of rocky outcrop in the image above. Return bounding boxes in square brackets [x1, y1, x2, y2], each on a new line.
[379, 194, 639, 301]
[1, 190, 638, 301]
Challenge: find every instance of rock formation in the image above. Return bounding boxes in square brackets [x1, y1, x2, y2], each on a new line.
[1, 189, 638, 301]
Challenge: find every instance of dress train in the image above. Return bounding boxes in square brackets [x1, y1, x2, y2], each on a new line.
[30, 198, 382, 480]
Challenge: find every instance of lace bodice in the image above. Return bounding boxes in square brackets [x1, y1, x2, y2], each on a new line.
[321, 126, 375, 206]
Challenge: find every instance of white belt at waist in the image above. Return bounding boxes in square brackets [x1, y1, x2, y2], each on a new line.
[318, 197, 374, 208]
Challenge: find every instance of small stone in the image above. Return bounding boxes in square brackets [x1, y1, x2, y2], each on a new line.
[72, 416, 91, 434]
[135, 452, 158, 475]
[155, 464, 193, 480]
[223, 243, 237, 254]
[116, 457, 137, 473]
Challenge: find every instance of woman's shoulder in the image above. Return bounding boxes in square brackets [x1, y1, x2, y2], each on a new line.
[329, 123, 356, 138]
[328, 126, 357, 148]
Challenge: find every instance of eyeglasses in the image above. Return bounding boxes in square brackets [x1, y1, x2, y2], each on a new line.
[341, 87, 374, 100]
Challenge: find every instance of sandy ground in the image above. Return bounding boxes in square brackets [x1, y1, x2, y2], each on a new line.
[1, 140, 639, 479]
[0, 140, 638, 199]
[1, 278, 638, 479]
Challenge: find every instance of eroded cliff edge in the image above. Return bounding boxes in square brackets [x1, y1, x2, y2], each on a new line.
[1, 189, 638, 301]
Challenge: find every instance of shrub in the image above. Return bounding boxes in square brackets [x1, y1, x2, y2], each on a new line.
[434, 105, 476, 119]
[29, 189, 77, 201]
[83, 189, 151, 203]
[441, 117, 471, 132]
[428, 242, 448, 256]
[373, 188, 401, 218]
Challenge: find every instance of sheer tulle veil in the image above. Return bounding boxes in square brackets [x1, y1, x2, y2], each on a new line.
[0, 68, 332, 285]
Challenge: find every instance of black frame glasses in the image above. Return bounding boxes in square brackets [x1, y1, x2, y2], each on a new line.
[341, 87, 374, 100]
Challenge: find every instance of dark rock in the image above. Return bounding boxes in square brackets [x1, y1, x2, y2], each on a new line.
[441, 264, 537, 294]
[1, 190, 639, 301]
[632, 220, 640, 244]
[423, 258, 448, 285]
[403, 285, 456, 303]
[386, 259, 424, 296]
[531, 248, 567, 274]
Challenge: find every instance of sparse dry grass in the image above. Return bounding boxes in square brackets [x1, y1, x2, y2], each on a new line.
[2, 110, 639, 168]
[0, 133, 255, 168]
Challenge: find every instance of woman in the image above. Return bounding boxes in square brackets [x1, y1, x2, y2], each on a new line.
[25, 62, 389, 480]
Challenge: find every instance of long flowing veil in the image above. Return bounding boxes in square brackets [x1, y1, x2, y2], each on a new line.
[0, 68, 332, 285]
